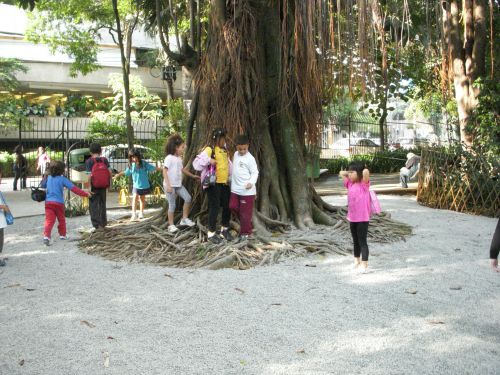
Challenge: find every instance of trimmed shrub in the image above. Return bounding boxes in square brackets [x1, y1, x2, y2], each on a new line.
[320, 148, 423, 174]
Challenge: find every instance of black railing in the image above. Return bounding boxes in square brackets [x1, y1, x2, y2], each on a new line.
[0, 116, 168, 186]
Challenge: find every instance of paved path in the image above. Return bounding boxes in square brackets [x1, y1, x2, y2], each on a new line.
[0, 178, 126, 218]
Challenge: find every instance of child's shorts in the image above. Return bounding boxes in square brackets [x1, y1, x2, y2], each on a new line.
[133, 187, 151, 196]
[166, 185, 192, 213]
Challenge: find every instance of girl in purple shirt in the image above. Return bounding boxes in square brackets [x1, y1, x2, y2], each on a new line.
[340, 162, 371, 273]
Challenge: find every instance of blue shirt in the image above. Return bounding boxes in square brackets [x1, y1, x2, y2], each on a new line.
[124, 161, 156, 189]
[41, 175, 75, 204]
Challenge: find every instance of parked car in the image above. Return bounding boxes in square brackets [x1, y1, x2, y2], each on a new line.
[398, 138, 429, 150]
[101, 144, 157, 173]
[388, 141, 401, 151]
[328, 138, 380, 158]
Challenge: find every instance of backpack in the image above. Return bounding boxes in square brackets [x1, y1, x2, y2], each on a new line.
[90, 157, 111, 189]
[31, 177, 47, 202]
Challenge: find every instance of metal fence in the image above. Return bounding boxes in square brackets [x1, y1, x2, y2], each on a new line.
[319, 114, 457, 159]
[320, 115, 381, 159]
[0, 116, 168, 186]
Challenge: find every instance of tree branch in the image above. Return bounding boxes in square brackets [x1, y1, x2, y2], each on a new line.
[168, 0, 181, 52]
[155, 0, 184, 63]
[108, 28, 119, 46]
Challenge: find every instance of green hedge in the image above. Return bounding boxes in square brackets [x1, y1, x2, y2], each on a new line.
[320, 149, 421, 174]
[0, 150, 64, 177]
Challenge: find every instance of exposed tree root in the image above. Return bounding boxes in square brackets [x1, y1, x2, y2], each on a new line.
[79, 207, 412, 270]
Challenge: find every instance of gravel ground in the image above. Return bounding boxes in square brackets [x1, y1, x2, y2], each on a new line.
[0, 196, 499, 375]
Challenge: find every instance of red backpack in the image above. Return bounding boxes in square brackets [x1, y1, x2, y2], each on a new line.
[90, 157, 111, 188]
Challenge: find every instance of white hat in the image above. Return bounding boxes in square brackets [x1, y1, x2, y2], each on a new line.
[406, 152, 415, 159]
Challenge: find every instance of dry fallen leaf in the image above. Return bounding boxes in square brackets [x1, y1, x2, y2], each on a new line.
[449, 286, 462, 290]
[103, 351, 110, 368]
[297, 349, 306, 354]
[305, 264, 317, 268]
[271, 303, 282, 306]
[5, 283, 21, 288]
[164, 273, 174, 279]
[107, 336, 115, 340]
[18, 359, 25, 366]
[428, 320, 445, 325]
[80, 320, 96, 328]
[405, 289, 418, 295]
[235, 288, 245, 294]
[26, 288, 36, 292]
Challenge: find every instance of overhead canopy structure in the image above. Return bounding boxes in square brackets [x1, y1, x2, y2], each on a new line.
[0, 4, 188, 98]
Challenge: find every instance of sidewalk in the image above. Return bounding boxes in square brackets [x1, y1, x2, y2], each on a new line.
[314, 172, 417, 196]
[0, 178, 127, 218]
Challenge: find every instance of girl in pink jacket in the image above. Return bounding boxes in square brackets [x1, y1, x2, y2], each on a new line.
[340, 162, 371, 273]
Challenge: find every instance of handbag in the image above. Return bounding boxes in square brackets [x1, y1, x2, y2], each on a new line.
[202, 165, 217, 189]
[31, 178, 47, 202]
[369, 190, 381, 216]
[0, 191, 14, 225]
[202, 147, 217, 189]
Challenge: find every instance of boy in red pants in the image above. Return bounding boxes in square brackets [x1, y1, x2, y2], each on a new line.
[41, 161, 91, 246]
[229, 135, 259, 241]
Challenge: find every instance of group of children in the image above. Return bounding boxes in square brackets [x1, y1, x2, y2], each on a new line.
[4, 129, 376, 274]
[38, 128, 260, 246]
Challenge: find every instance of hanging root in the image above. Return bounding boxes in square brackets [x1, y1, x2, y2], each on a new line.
[79, 205, 412, 270]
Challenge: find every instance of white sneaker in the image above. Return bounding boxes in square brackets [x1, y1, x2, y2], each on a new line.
[180, 218, 195, 227]
[138, 212, 144, 220]
[168, 225, 179, 233]
[130, 212, 137, 221]
[358, 267, 368, 274]
[59, 236, 68, 240]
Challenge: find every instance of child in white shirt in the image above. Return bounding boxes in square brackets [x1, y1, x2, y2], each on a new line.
[163, 134, 200, 233]
[229, 135, 259, 241]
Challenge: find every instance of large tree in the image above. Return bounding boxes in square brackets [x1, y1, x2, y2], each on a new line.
[79, 0, 411, 269]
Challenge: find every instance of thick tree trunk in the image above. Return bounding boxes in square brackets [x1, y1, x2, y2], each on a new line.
[472, 0, 487, 80]
[185, 0, 322, 229]
[443, 0, 487, 147]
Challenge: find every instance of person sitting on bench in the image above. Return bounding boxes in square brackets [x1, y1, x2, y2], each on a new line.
[400, 152, 420, 188]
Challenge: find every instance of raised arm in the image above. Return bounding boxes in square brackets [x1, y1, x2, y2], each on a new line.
[113, 171, 124, 180]
[362, 168, 370, 183]
[339, 171, 348, 181]
[63, 177, 91, 198]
